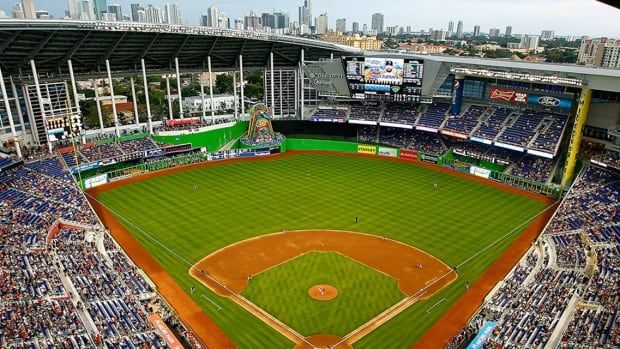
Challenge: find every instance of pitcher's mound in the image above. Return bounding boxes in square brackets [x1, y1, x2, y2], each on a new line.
[308, 284, 338, 301]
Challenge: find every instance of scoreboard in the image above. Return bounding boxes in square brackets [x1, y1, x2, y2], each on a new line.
[344, 56, 424, 102]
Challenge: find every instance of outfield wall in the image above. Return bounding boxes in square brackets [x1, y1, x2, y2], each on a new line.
[153, 122, 248, 151]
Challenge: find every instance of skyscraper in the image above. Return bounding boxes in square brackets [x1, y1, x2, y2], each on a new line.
[456, 20, 463, 38]
[93, 0, 107, 20]
[107, 4, 121, 21]
[315, 13, 328, 34]
[234, 18, 243, 30]
[21, 0, 36, 19]
[448, 20, 454, 36]
[164, 4, 181, 25]
[489, 28, 500, 37]
[12, 3, 24, 18]
[244, 11, 261, 31]
[130, 3, 140, 21]
[352, 22, 359, 33]
[262, 12, 276, 28]
[218, 11, 229, 29]
[541, 30, 555, 40]
[144, 4, 162, 23]
[371, 13, 384, 34]
[473, 25, 480, 37]
[298, 0, 312, 27]
[81, 0, 94, 20]
[67, 0, 81, 19]
[362, 23, 367, 34]
[505, 25, 512, 37]
[336, 18, 346, 33]
[202, 5, 218, 27]
[274, 12, 289, 29]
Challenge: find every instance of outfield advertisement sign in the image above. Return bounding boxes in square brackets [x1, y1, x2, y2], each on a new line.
[466, 321, 497, 349]
[527, 94, 573, 110]
[357, 144, 377, 155]
[400, 149, 418, 161]
[469, 166, 491, 179]
[84, 173, 108, 188]
[378, 147, 398, 157]
[420, 153, 439, 163]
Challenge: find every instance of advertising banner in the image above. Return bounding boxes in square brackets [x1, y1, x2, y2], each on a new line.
[469, 166, 491, 179]
[466, 321, 497, 349]
[304, 60, 350, 97]
[400, 149, 418, 161]
[378, 146, 398, 157]
[527, 94, 573, 110]
[450, 78, 465, 115]
[357, 144, 377, 155]
[420, 153, 439, 163]
[84, 173, 109, 189]
[148, 314, 183, 349]
[489, 87, 528, 103]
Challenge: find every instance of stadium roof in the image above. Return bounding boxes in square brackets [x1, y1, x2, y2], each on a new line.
[0, 20, 359, 80]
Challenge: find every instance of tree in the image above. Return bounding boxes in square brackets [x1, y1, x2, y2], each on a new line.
[244, 70, 264, 100]
[215, 74, 234, 94]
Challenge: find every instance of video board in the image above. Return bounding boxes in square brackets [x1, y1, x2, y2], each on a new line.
[344, 57, 423, 102]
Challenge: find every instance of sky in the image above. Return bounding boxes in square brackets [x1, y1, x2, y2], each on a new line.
[2, 0, 620, 37]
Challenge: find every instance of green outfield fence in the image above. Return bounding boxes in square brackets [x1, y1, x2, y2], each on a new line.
[80, 127, 563, 198]
[152, 122, 248, 151]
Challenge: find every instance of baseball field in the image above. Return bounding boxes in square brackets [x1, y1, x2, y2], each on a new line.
[87, 151, 553, 348]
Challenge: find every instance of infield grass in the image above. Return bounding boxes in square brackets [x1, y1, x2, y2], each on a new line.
[243, 251, 405, 336]
[95, 153, 548, 348]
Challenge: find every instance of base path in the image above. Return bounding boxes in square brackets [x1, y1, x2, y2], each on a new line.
[190, 230, 456, 348]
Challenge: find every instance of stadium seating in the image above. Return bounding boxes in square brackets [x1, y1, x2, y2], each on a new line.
[381, 103, 420, 125]
[472, 106, 513, 141]
[441, 104, 486, 136]
[416, 102, 450, 130]
[448, 166, 620, 349]
[509, 155, 555, 183]
[349, 103, 382, 121]
[310, 108, 347, 121]
[497, 109, 546, 147]
[0, 158, 198, 348]
[117, 138, 158, 154]
[379, 127, 446, 154]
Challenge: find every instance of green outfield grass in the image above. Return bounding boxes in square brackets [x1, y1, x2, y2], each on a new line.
[243, 252, 405, 336]
[95, 153, 547, 348]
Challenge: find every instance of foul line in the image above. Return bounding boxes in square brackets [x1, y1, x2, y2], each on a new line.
[201, 295, 222, 310]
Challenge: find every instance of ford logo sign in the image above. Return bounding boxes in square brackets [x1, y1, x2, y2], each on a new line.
[538, 96, 561, 107]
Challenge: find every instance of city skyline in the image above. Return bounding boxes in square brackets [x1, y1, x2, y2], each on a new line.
[1, 0, 619, 37]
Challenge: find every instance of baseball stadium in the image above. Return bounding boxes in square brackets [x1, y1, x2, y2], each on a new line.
[0, 19, 619, 349]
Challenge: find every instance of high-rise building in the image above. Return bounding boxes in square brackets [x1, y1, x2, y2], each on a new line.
[578, 38, 620, 68]
[371, 13, 384, 34]
[362, 23, 367, 34]
[489, 28, 500, 38]
[218, 11, 229, 29]
[541, 30, 555, 40]
[67, 0, 81, 19]
[274, 12, 289, 29]
[81, 0, 94, 20]
[0, 10, 6, 18]
[234, 18, 243, 30]
[315, 13, 328, 34]
[164, 4, 181, 25]
[521, 35, 540, 51]
[448, 20, 454, 36]
[136, 8, 145, 22]
[473, 25, 480, 37]
[505, 25, 512, 37]
[406, 25, 411, 33]
[336, 18, 346, 33]
[22, 0, 36, 19]
[202, 5, 218, 27]
[93, 0, 107, 20]
[144, 4, 163, 23]
[244, 11, 261, 31]
[456, 20, 463, 38]
[107, 4, 121, 21]
[298, 0, 312, 27]
[261, 12, 276, 28]
[130, 3, 140, 21]
[352, 22, 359, 33]
[12, 3, 24, 18]
[431, 29, 446, 41]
